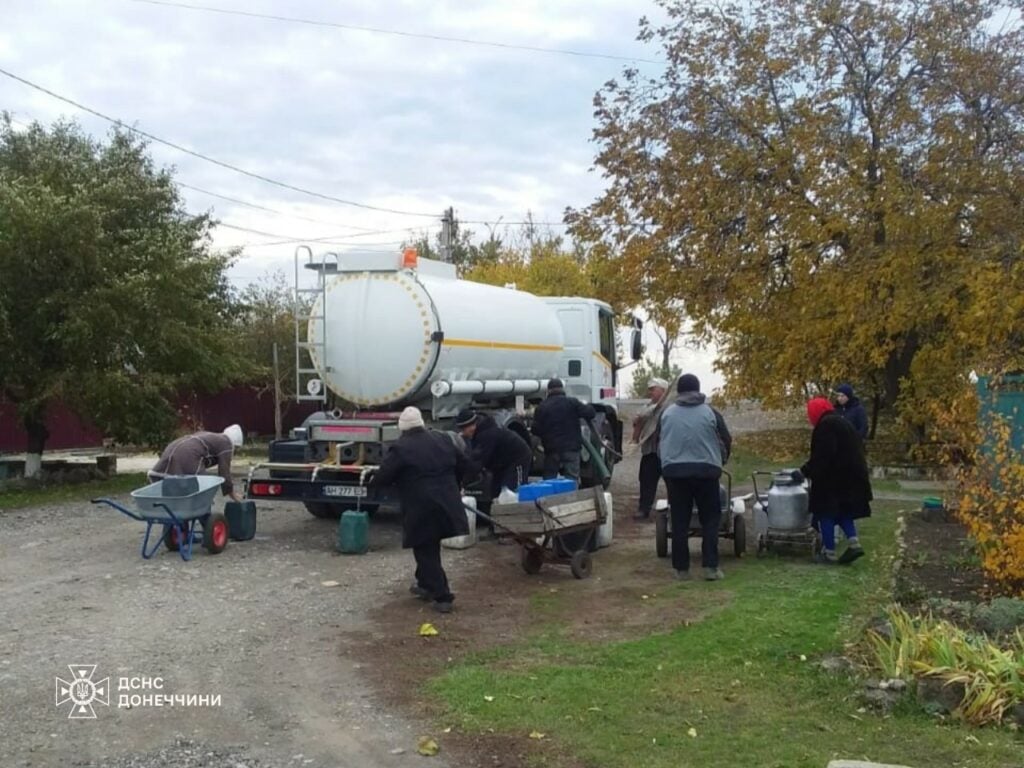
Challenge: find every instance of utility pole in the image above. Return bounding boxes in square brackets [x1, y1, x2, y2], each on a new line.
[273, 342, 283, 440]
[440, 207, 454, 263]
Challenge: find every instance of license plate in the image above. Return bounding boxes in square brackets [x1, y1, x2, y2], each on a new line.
[323, 485, 367, 498]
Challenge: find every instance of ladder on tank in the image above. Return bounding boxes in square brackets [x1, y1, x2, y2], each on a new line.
[294, 246, 339, 404]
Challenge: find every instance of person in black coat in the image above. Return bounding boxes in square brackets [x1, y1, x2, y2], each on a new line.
[792, 397, 872, 566]
[455, 409, 533, 499]
[530, 378, 597, 482]
[833, 383, 869, 441]
[369, 406, 469, 613]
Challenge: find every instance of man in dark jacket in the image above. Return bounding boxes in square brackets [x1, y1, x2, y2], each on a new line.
[455, 409, 533, 499]
[370, 406, 469, 613]
[833, 383, 869, 441]
[659, 374, 732, 581]
[792, 397, 872, 566]
[531, 378, 596, 483]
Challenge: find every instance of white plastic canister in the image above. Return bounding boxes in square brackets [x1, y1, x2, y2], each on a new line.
[597, 491, 614, 548]
[442, 496, 478, 549]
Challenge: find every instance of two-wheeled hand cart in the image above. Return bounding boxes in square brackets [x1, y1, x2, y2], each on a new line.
[654, 470, 747, 559]
[91, 475, 229, 561]
[475, 486, 609, 579]
[751, 469, 819, 558]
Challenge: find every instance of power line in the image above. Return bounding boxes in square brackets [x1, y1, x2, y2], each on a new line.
[1, 71, 572, 228]
[128, 0, 661, 65]
[178, 182, 380, 231]
[0, 65, 440, 218]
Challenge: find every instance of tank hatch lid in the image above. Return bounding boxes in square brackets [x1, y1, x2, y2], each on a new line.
[413, 258, 457, 279]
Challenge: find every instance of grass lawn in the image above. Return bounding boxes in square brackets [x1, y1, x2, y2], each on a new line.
[0, 472, 149, 512]
[429, 448, 1021, 767]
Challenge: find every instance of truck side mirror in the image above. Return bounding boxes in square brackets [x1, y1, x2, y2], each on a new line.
[630, 328, 643, 362]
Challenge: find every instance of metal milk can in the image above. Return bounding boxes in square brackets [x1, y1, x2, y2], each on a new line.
[766, 471, 810, 530]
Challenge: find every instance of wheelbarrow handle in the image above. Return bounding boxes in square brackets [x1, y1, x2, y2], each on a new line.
[91, 497, 145, 522]
[151, 502, 184, 527]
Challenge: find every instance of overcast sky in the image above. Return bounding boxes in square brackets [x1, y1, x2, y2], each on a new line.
[0, 0, 724, 394]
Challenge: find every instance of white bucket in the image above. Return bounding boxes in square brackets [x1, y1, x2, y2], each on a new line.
[597, 491, 614, 548]
[442, 496, 478, 549]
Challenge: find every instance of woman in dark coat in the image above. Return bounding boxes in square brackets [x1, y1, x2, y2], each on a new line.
[794, 397, 872, 565]
[370, 406, 469, 613]
[834, 383, 869, 441]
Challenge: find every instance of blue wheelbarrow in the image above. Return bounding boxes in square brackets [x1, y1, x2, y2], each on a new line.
[92, 475, 229, 561]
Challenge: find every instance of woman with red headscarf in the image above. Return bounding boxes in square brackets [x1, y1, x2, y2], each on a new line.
[791, 397, 873, 565]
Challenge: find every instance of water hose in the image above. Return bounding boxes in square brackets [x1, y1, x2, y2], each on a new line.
[582, 436, 612, 488]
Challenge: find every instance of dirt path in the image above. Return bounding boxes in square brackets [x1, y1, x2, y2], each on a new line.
[0, 496, 469, 768]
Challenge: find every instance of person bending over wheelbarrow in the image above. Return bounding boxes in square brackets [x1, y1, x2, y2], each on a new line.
[148, 424, 244, 502]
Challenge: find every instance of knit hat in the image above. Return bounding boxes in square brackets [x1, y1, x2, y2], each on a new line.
[807, 397, 834, 427]
[677, 374, 701, 394]
[223, 424, 243, 448]
[647, 377, 668, 390]
[454, 408, 477, 428]
[398, 406, 425, 432]
[835, 383, 854, 399]
[547, 378, 564, 391]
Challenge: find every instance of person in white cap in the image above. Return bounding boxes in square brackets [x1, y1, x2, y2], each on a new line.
[631, 377, 668, 520]
[370, 406, 469, 613]
[148, 424, 244, 501]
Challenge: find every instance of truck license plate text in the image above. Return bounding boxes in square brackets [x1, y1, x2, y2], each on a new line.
[323, 485, 367, 498]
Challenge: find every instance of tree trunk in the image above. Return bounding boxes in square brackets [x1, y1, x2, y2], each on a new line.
[22, 406, 49, 479]
[870, 393, 882, 440]
[883, 331, 920, 411]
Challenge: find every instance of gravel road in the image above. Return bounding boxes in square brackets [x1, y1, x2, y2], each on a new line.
[0, 402, 803, 767]
[0, 494, 474, 768]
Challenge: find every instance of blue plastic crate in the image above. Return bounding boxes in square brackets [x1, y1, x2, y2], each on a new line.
[518, 482, 555, 502]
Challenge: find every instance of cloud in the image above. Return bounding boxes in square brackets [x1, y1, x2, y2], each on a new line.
[2, 1, 721, 387]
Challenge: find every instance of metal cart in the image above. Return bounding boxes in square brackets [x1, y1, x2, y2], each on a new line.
[654, 471, 747, 559]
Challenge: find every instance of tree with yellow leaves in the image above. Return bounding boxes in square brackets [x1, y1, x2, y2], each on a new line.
[569, 0, 1024, 438]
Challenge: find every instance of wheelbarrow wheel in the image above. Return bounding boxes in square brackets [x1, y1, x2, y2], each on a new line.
[203, 513, 229, 554]
[163, 525, 182, 552]
[655, 512, 669, 558]
[570, 550, 592, 579]
[521, 546, 544, 575]
[733, 515, 747, 558]
[756, 534, 768, 558]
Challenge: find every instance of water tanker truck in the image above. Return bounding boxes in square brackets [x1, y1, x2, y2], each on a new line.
[245, 246, 642, 517]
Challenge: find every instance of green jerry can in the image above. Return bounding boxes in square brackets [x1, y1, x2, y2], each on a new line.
[337, 510, 369, 554]
[224, 500, 258, 541]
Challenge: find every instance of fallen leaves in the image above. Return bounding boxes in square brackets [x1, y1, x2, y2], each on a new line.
[417, 737, 439, 757]
[687, 727, 698, 738]
[418, 623, 439, 637]
[529, 731, 546, 740]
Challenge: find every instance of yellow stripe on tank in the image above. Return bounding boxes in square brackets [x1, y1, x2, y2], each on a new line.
[442, 338, 564, 352]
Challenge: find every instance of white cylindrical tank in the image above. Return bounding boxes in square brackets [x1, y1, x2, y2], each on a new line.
[309, 264, 564, 408]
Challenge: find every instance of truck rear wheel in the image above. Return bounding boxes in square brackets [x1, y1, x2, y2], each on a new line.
[305, 502, 342, 519]
[305, 502, 378, 519]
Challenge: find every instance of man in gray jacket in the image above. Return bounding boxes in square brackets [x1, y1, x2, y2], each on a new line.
[659, 374, 732, 581]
